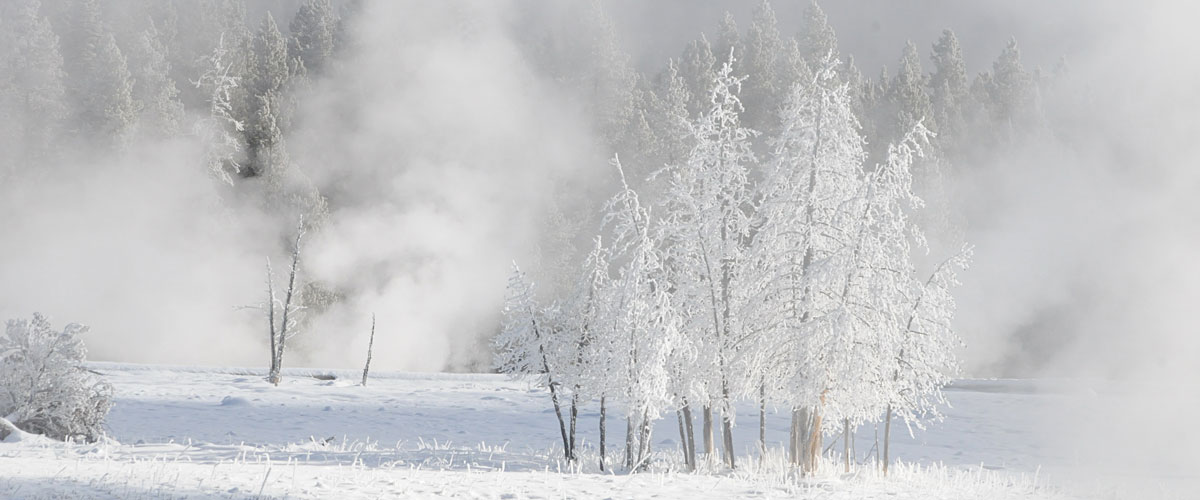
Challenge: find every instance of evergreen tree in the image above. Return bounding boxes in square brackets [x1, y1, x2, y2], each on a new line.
[987, 38, 1035, 129]
[712, 12, 741, 71]
[0, 0, 67, 175]
[677, 35, 717, 118]
[60, 0, 136, 147]
[741, 0, 783, 132]
[929, 29, 969, 151]
[289, 0, 339, 76]
[798, 1, 838, 67]
[171, 0, 248, 108]
[244, 13, 291, 179]
[888, 41, 934, 141]
[127, 19, 185, 139]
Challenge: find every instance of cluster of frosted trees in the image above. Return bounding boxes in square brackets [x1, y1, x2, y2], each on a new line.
[496, 56, 970, 473]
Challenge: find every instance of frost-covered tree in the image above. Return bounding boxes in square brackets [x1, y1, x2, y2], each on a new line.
[289, 0, 339, 76]
[244, 13, 291, 179]
[677, 36, 717, 118]
[986, 38, 1037, 132]
[493, 264, 572, 461]
[193, 35, 245, 185]
[60, 0, 136, 147]
[929, 30, 970, 152]
[659, 54, 757, 468]
[798, 1, 838, 67]
[600, 157, 684, 470]
[741, 0, 782, 131]
[0, 0, 66, 177]
[882, 246, 971, 474]
[752, 57, 867, 471]
[127, 19, 185, 139]
[0, 313, 113, 442]
[888, 41, 934, 142]
[264, 218, 306, 386]
[712, 12, 741, 75]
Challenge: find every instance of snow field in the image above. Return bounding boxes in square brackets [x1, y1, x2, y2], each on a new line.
[0, 363, 1159, 499]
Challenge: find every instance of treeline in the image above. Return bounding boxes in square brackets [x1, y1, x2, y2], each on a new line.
[0, 0, 345, 222]
[496, 0, 1056, 473]
[535, 0, 1054, 251]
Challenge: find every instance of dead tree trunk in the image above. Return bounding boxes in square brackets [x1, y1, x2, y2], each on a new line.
[265, 258, 277, 376]
[271, 218, 305, 387]
[361, 314, 376, 386]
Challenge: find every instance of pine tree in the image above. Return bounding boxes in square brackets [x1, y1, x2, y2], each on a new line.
[0, 0, 67, 176]
[798, 1, 838, 67]
[289, 0, 339, 76]
[60, 0, 136, 147]
[929, 29, 969, 152]
[712, 12, 741, 72]
[127, 18, 185, 139]
[741, 0, 783, 131]
[677, 35, 717, 118]
[889, 41, 934, 141]
[244, 13, 291, 179]
[171, 0, 249, 107]
[987, 38, 1034, 129]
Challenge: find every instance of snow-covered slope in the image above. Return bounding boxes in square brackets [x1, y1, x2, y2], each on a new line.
[0, 363, 1161, 498]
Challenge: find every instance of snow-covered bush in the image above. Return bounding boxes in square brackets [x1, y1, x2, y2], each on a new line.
[0, 313, 113, 442]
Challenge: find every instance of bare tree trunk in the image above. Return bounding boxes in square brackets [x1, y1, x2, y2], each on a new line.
[265, 259, 277, 378]
[272, 219, 305, 387]
[547, 381, 570, 461]
[636, 409, 652, 471]
[702, 406, 715, 457]
[843, 418, 851, 473]
[625, 413, 635, 469]
[677, 410, 689, 468]
[758, 383, 766, 456]
[799, 406, 821, 474]
[789, 408, 799, 466]
[721, 406, 736, 469]
[568, 394, 578, 462]
[599, 395, 607, 472]
[361, 314, 375, 386]
[682, 403, 695, 469]
[883, 404, 892, 476]
[529, 317, 570, 462]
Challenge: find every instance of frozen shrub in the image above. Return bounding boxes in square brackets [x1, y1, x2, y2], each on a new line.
[0, 313, 113, 442]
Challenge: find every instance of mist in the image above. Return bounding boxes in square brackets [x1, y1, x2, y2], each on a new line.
[0, 0, 1196, 404]
[3, 0, 1200, 494]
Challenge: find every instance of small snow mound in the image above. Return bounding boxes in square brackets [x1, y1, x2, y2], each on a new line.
[0, 417, 51, 445]
[220, 396, 251, 406]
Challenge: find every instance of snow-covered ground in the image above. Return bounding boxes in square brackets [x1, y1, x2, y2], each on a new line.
[0, 363, 1178, 499]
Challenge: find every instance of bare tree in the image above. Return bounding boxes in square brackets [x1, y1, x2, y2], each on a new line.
[265, 217, 306, 386]
[361, 313, 376, 386]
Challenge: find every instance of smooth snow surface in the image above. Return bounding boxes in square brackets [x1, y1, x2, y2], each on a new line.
[0, 363, 1175, 498]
